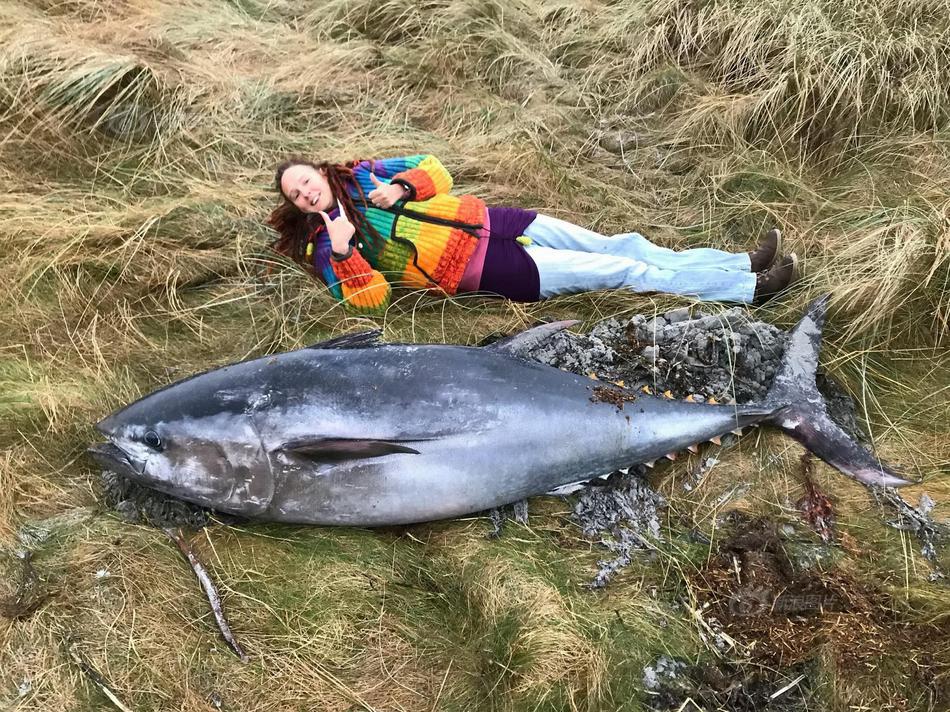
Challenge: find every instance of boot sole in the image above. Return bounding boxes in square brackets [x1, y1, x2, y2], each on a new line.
[786, 251, 798, 279]
[764, 227, 783, 270]
[770, 228, 783, 263]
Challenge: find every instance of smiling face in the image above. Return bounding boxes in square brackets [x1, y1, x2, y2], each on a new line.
[280, 163, 333, 213]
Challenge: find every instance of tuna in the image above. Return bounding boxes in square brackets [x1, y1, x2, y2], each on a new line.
[88, 296, 912, 526]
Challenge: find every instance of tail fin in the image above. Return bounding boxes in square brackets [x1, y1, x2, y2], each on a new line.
[764, 295, 913, 488]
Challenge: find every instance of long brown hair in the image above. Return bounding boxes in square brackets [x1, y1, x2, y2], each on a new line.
[267, 157, 384, 273]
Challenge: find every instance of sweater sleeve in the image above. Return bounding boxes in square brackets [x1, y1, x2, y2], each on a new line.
[311, 232, 391, 314]
[352, 155, 453, 202]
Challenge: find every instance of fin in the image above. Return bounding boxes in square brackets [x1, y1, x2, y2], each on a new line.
[763, 295, 913, 488]
[280, 437, 420, 461]
[306, 330, 383, 350]
[486, 320, 580, 356]
[545, 472, 612, 496]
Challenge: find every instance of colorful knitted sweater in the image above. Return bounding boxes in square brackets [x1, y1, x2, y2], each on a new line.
[309, 155, 485, 314]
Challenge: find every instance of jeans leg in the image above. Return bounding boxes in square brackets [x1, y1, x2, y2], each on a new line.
[523, 213, 752, 272]
[525, 245, 756, 302]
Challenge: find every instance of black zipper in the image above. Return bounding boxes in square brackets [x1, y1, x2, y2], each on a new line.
[372, 199, 486, 289]
[381, 201, 485, 238]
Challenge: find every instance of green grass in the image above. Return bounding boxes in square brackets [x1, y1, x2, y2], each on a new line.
[1, 0, 948, 709]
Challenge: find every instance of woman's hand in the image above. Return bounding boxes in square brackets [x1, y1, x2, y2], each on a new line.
[318, 200, 357, 255]
[368, 172, 408, 208]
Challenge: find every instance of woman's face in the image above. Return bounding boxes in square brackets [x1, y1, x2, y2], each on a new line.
[280, 163, 333, 213]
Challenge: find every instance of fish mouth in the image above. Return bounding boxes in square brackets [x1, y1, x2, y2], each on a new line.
[87, 442, 141, 477]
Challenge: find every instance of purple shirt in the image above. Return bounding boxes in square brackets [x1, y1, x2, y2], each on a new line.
[462, 206, 540, 302]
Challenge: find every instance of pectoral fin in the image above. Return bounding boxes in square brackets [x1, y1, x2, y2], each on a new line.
[280, 437, 421, 462]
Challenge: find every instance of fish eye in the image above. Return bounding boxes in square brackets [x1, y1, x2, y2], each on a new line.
[143, 430, 163, 449]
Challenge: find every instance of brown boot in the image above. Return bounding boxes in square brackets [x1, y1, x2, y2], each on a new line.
[753, 253, 798, 305]
[748, 228, 782, 272]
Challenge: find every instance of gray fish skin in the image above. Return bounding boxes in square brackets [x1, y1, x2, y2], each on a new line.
[89, 297, 911, 527]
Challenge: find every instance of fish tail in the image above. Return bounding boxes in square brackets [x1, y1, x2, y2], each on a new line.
[762, 295, 913, 488]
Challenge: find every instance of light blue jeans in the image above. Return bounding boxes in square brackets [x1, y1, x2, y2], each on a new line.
[522, 214, 757, 303]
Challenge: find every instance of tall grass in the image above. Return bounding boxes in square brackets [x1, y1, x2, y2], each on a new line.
[1, 0, 948, 709]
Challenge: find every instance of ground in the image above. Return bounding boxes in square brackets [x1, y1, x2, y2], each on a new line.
[1, 0, 948, 710]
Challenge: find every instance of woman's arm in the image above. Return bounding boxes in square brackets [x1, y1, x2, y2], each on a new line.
[322, 245, 392, 314]
[352, 155, 453, 202]
[311, 208, 391, 314]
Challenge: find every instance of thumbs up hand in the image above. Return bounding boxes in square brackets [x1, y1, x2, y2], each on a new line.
[368, 172, 409, 208]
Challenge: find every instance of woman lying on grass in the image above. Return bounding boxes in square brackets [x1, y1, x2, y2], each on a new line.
[267, 154, 797, 313]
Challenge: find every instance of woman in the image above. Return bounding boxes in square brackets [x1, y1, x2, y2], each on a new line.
[267, 154, 796, 314]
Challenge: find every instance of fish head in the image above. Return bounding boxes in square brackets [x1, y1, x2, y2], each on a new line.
[89, 391, 275, 516]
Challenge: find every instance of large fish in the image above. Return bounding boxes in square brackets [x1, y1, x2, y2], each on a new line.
[88, 296, 911, 526]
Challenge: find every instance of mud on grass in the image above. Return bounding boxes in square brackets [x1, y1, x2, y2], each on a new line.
[642, 657, 815, 712]
[689, 515, 950, 708]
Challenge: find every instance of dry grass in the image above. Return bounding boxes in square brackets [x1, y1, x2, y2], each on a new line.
[1, 0, 948, 709]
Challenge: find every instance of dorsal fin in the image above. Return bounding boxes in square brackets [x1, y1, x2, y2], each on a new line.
[306, 329, 383, 350]
[485, 320, 580, 356]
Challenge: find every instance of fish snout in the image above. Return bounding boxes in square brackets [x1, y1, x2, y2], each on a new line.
[94, 414, 118, 437]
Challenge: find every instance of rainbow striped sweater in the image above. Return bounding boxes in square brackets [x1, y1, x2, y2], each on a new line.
[310, 155, 485, 313]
